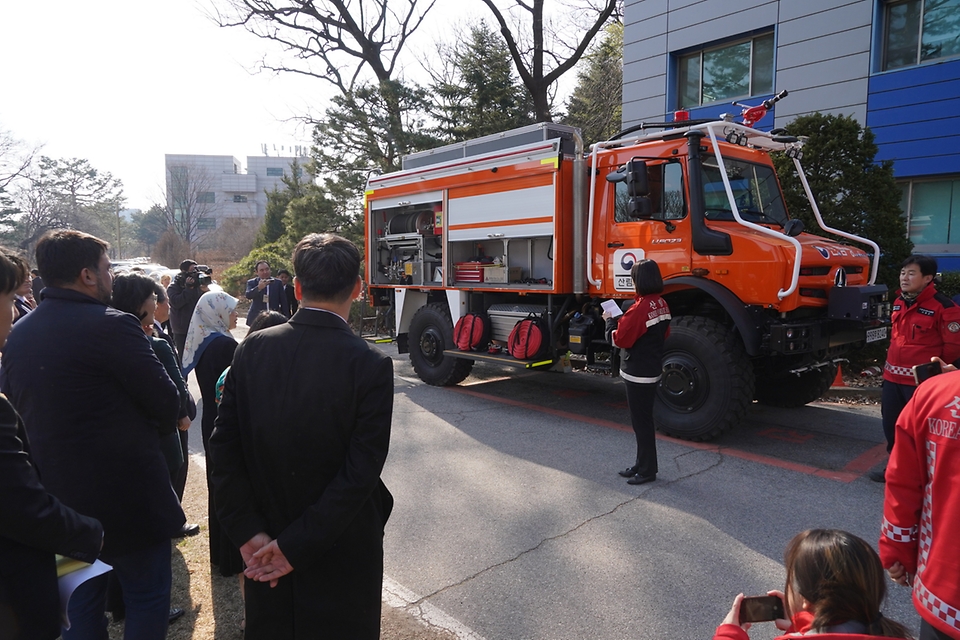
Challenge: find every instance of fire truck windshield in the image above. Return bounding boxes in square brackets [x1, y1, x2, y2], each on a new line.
[701, 156, 788, 227]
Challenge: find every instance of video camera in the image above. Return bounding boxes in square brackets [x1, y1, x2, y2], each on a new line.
[174, 265, 213, 288]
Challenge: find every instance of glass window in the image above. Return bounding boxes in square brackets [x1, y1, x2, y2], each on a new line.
[197, 217, 218, 230]
[700, 157, 789, 226]
[614, 162, 686, 223]
[883, 0, 960, 70]
[233, 194, 248, 203]
[266, 167, 284, 177]
[678, 33, 775, 108]
[198, 192, 215, 204]
[906, 179, 959, 244]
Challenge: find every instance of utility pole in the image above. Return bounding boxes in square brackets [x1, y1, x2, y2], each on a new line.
[115, 201, 122, 259]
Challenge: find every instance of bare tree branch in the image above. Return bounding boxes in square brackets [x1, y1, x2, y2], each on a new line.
[0, 127, 40, 192]
[164, 164, 222, 250]
[212, 0, 437, 94]
[478, 0, 620, 121]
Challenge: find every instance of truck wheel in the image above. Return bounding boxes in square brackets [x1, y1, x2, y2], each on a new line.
[754, 363, 837, 408]
[409, 303, 474, 386]
[654, 316, 754, 441]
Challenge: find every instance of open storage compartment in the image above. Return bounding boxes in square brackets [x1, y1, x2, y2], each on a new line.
[369, 191, 444, 286]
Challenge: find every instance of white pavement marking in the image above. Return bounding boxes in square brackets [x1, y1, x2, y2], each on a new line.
[382, 575, 487, 640]
[188, 454, 484, 640]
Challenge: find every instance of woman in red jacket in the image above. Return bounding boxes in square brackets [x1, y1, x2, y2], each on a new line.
[605, 259, 671, 486]
[714, 530, 913, 640]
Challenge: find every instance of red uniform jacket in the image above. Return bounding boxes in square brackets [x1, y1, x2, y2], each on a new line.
[883, 285, 960, 386]
[611, 293, 671, 383]
[879, 369, 960, 639]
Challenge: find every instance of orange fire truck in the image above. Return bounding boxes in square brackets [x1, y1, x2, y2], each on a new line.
[364, 110, 891, 440]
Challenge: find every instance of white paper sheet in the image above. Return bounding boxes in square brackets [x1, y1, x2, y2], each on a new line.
[59, 559, 112, 628]
[601, 299, 623, 318]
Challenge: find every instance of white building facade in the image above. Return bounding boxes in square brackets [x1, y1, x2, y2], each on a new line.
[164, 154, 306, 232]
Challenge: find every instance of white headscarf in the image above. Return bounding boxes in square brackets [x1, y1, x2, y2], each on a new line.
[181, 290, 238, 375]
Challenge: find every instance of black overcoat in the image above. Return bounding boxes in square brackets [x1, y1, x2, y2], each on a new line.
[0, 287, 184, 558]
[210, 308, 393, 640]
[0, 395, 102, 640]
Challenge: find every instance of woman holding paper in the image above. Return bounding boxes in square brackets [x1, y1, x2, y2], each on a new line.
[604, 259, 671, 485]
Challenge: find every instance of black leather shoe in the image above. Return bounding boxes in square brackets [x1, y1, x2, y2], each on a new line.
[868, 468, 886, 483]
[618, 465, 640, 478]
[175, 523, 200, 538]
[627, 473, 656, 485]
[169, 607, 185, 623]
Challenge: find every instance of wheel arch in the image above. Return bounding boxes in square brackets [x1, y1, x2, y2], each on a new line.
[663, 277, 763, 357]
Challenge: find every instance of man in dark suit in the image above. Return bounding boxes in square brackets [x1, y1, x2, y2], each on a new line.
[211, 234, 393, 639]
[277, 268, 298, 317]
[0, 229, 183, 640]
[244, 260, 289, 324]
[0, 248, 103, 640]
[30, 268, 43, 301]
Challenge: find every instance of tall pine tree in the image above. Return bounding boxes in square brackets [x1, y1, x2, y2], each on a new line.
[430, 21, 536, 142]
[563, 23, 623, 143]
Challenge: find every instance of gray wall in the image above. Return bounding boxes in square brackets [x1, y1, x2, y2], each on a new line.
[623, 0, 874, 128]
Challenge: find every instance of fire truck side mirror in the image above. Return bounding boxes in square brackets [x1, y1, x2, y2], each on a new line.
[625, 159, 649, 197]
[627, 196, 654, 219]
[783, 218, 804, 237]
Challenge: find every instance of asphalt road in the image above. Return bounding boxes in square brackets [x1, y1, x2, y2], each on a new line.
[191, 335, 917, 640]
[377, 346, 915, 640]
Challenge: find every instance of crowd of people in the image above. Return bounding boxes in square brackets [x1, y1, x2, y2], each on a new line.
[1, 230, 958, 640]
[0, 230, 393, 640]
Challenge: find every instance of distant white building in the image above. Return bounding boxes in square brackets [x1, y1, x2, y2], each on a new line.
[163, 154, 306, 231]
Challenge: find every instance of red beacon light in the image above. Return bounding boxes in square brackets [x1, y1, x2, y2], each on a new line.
[673, 110, 690, 122]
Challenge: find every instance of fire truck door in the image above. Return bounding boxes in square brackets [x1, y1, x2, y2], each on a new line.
[602, 162, 689, 294]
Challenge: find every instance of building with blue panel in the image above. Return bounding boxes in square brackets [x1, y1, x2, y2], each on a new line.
[623, 0, 960, 269]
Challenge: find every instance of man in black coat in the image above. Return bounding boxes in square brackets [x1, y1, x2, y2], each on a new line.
[0, 248, 103, 640]
[211, 234, 393, 639]
[0, 230, 183, 640]
[167, 259, 208, 361]
[244, 260, 289, 324]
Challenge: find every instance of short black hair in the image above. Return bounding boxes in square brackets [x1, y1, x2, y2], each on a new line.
[277, 269, 291, 277]
[0, 248, 28, 295]
[154, 281, 168, 305]
[293, 233, 359, 303]
[631, 259, 664, 295]
[901, 254, 937, 277]
[248, 310, 288, 334]
[179, 259, 197, 272]
[255, 260, 270, 270]
[30, 268, 39, 276]
[111, 273, 158, 321]
[35, 229, 109, 288]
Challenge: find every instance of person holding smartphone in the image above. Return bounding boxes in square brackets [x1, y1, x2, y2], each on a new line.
[244, 260, 289, 324]
[714, 530, 912, 640]
[872, 255, 960, 482]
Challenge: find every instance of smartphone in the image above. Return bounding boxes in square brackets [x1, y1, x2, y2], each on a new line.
[739, 595, 785, 624]
[913, 360, 943, 385]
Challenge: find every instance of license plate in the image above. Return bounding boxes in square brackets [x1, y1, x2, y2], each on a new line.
[866, 327, 888, 343]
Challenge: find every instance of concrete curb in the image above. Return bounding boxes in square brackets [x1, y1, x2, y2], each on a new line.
[823, 386, 882, 400]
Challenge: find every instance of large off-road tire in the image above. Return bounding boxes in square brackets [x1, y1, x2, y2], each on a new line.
[409, 303, 474, 386]
[654, 316, 754, 441]
[754, 363, 838, 408]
